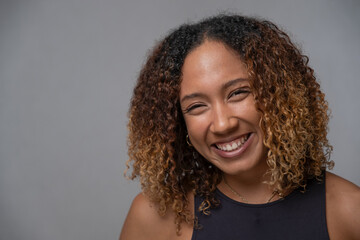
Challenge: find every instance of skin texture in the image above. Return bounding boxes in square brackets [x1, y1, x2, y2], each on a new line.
[120, 192, 194, 240]
[326, 172, 360, 240]
[120, 40, 360, 240]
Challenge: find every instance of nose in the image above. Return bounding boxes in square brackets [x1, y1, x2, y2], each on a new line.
[209, 104, 238, 135]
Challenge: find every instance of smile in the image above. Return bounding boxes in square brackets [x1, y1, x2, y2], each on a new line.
[215, 134, 250, 152]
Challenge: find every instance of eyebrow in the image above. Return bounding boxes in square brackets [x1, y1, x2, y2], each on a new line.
[223, 78, 248, 90]
[180, 78, 248, 103]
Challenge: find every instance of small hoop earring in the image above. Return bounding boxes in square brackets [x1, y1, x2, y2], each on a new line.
[186, 134, 193, 147]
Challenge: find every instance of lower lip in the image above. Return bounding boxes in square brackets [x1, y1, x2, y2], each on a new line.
[212, 133, 254, 158]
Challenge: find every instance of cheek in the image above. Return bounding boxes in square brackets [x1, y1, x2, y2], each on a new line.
[250, 112, 265, 143]
[252, 112, 262, 128]
[184, 116, 209, 141]
[233, 101, 262, 126]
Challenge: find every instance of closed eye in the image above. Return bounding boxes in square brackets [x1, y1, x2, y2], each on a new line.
[228, 88, 250, 99]
[183, 103, 207, 114]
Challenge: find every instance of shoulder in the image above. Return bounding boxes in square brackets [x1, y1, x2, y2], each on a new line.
[325, 172, 360, 240]
[119, 192, 194, 240]
[119, 193, 172, 240]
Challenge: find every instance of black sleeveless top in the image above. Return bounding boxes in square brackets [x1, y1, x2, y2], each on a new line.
[192, 177, 329, 240]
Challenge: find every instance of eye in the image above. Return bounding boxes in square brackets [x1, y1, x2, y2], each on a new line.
[228, 88, 250, 100]
[183, 103, 207, 114]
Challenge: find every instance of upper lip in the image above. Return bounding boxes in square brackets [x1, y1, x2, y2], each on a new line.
[211, 132, 251, 146]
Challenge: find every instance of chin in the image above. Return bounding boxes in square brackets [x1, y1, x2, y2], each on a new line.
[212, 155, 269, 177]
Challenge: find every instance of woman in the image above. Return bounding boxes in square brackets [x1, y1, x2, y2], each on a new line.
[120, 14, 360, 240]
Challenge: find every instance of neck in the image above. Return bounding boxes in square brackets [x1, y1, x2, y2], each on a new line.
[219, 168, 277, 204]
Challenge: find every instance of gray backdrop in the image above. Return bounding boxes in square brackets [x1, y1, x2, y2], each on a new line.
[0, 0, 359, 239]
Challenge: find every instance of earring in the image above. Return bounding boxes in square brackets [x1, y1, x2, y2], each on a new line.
[186, 134, 193, 147]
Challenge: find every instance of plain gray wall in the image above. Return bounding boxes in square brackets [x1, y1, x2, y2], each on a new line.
[0, 0, 359, 239]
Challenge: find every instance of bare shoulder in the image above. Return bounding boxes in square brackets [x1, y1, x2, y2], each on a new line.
[119, 193, 172, 240]
[326, 172, 360, 240]
[119, 192, 194, 240]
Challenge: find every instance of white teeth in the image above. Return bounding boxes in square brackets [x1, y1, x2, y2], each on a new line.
[216, 134, 249, 152]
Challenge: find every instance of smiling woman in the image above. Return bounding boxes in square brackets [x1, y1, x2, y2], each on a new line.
[120, 14, 360, 240]
[180, 41, 268, 181]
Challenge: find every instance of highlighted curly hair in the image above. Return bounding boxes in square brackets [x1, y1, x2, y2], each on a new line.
[126, 14, 333, 234]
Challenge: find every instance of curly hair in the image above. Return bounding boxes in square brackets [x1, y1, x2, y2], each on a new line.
[126, 14, 333, 234]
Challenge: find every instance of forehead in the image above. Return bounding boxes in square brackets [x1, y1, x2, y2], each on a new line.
[180, 41, 248, 95]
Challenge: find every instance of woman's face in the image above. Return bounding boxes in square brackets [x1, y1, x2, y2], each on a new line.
[180, 40, 268, 177]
